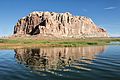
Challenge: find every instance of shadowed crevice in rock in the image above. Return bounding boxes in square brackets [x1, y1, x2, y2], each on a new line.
[39, 20, 46, 26]
[29, 25, 40, 35]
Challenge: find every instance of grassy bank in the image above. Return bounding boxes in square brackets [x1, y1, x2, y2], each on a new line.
[0, 37, 120, 49]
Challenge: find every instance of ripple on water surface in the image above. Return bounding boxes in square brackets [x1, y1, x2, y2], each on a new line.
[0, 45, 120, 80]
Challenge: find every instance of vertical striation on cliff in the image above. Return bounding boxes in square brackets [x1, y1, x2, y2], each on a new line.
[14, 11, 109, 38]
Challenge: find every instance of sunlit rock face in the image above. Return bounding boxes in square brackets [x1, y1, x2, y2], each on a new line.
[15, 46, 107, 71]
[14, 11, 109, 38]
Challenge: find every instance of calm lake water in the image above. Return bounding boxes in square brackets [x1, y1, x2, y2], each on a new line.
[0, 45, 120, 80]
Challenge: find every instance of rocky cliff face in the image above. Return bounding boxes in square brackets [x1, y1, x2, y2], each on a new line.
[14, 11, 109, 38]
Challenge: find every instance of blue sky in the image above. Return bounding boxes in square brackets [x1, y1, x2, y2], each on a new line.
[0, 0, 120, 37]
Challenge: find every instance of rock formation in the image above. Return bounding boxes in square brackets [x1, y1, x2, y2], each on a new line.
[14, 11, 109, 38]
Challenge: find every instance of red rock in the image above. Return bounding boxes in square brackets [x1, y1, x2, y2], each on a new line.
[14, 11, 109, 38]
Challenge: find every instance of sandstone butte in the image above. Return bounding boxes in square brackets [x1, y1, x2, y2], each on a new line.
[13, 11, 109, 38]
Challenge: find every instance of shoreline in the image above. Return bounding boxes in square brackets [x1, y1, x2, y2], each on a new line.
[0, 37, 120, 49]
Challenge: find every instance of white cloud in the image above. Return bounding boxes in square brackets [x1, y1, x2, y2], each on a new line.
[104, 6, 116, 10]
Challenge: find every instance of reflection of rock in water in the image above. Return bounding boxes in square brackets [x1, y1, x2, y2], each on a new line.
[15, 46, 107, 71]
